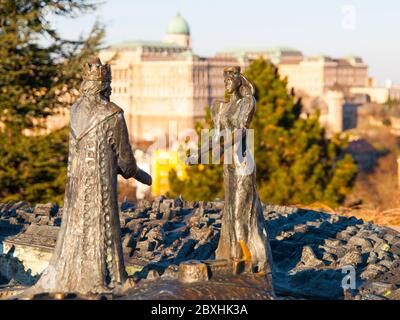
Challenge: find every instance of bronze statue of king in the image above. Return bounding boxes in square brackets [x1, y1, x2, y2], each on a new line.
[23, 57, 152, 298]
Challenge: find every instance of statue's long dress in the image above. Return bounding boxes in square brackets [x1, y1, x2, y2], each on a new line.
[27, 96, 137, 295]
[212, 96, 273, 275]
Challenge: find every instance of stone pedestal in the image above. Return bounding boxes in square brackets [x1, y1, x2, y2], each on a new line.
[178, 260, 209, 283]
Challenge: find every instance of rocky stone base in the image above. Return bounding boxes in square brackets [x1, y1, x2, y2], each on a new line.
[1, 198, 399, 300]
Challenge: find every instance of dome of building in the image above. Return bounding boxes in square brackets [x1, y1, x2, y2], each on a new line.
[166, 13, 190, 35]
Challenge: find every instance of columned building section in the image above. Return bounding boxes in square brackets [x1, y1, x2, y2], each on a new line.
[279, 56, 368, 98]
[100, 13, 239, 145]
[98, 13, 370, 145]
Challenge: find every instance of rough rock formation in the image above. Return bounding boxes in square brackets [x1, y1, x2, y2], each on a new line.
[0, 249, 38, 299]
[0, 201, 61, 232]
[0, 198, 399, 300]
[2, 225, 58, 275]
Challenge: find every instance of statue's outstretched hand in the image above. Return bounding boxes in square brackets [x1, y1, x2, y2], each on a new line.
[134, 168, 152, 186]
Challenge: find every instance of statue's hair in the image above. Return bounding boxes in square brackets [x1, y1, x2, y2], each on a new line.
[238, 74, 255, 97]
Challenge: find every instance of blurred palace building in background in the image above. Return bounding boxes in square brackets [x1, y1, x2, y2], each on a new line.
[44, 13, 400, 197]
[46, 13, 400, 142]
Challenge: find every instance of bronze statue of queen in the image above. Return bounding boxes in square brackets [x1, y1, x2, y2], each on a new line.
[210, 66, 274, 277]
[23, 57, 151, 298]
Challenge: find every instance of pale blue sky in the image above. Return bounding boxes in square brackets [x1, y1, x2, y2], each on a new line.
[53, 0, 400, 84]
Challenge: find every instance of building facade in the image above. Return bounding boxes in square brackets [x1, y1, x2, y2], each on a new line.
[216, 47, 303, 65]
[96, 14, 370, 144]
[99, 13, 238, 144]
[278, 56, 368, 98]
[350, 85, 400, 104]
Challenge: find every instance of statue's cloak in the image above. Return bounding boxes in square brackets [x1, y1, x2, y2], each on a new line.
[30, 96, 138, 295]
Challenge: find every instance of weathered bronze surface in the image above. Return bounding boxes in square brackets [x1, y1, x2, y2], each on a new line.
[121, 272, 274, 300]
[20, 57, 151, 297]
[178, 260, 209, 283]
[209, 67, 274, 277]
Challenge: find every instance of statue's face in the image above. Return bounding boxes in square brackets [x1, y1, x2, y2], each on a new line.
[224, 74, 241, 94]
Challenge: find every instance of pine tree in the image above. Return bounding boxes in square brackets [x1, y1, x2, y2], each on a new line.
[0, 127, 69, 203]
[0, 0, 105, 203]
[168, 58, 358, 207]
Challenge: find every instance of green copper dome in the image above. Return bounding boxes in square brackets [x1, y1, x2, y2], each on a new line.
[166, 13, 190, 35]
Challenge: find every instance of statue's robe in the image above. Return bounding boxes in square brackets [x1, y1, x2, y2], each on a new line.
[29, 96, 138, 295]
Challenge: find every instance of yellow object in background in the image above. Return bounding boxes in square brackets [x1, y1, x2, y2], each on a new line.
[151, 149, 187, 196]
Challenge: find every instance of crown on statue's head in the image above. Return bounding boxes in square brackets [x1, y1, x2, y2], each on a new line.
[82, 56, 112, 81]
